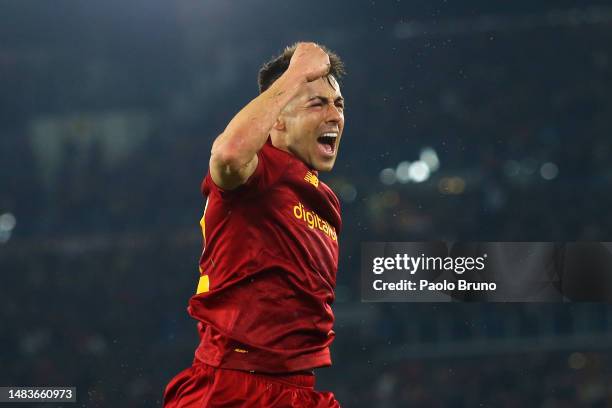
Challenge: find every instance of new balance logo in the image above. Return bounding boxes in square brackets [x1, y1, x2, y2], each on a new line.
[304, 171, 319, 188]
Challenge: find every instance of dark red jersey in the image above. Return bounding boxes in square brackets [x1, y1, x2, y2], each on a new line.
[188, 138, 342, 374]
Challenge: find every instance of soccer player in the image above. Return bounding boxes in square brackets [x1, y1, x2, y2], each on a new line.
[163, 42, 346, 407]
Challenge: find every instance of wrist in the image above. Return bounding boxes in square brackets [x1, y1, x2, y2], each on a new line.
[272, 68, 306, 93]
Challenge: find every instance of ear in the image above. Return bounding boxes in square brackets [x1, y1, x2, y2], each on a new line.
[272, 117, 285, 131]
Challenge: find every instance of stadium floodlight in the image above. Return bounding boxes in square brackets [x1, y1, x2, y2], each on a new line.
[408, 161, 430, 183]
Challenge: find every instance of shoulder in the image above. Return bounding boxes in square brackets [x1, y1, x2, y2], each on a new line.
[202, 141, 292, 199]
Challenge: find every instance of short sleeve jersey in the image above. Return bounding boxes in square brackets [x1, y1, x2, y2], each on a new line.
[188, 138, 342, 373]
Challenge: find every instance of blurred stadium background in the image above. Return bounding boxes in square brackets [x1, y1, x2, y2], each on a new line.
[1, 0, 612, 406]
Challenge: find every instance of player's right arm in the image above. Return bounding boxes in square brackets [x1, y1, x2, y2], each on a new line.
[209, 42, 331, 190]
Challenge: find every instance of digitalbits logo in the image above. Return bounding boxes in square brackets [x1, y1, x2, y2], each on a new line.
[292, 202, 337, 241]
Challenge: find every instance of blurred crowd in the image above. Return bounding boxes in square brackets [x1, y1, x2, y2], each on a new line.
[337, 352, 612, 408]
[2, 246, 612, 407]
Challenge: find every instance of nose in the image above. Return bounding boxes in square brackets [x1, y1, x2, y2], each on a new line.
[325, 102, 343, 124]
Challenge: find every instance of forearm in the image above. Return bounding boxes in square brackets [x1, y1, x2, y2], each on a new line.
[211, 70, 304, 167]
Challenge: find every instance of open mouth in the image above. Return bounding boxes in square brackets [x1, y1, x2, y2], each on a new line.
[317, 132, 338, 156]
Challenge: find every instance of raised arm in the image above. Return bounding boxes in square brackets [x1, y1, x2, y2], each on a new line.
[209, 42, 331, 190]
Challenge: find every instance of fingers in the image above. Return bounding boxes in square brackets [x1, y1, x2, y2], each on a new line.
[289, 42, 331, 83]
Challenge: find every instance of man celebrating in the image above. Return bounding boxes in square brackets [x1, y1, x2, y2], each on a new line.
[164, 43, 346, 407]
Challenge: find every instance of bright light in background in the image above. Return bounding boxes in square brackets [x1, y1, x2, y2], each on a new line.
[395, 161, 411, 184]
[540, 162, 559, 180]
[408, 161, 430, 183]
[505, 159, 558, 181]
[0, 212, 16, 244]
[438, 177, 466, 194]
[380, 146, 440, 185]
[379, 168, 396, 185]
[419, 147, 439, 171]
[0, 213, 16, 230]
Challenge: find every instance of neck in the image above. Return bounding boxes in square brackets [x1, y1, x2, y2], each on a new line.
[269, 133, 292, 154]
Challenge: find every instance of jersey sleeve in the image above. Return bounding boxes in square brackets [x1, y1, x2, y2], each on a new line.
[201, 142, 288, 199]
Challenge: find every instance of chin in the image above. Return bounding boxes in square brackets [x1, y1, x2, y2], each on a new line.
[314, 160, 335, 172]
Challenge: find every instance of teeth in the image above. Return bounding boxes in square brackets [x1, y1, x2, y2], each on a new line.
[321, 132, 337, 138]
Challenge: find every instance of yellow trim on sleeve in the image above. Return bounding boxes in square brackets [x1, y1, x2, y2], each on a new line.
[196, 274, 210, 294]
[200, 198, 209, 248]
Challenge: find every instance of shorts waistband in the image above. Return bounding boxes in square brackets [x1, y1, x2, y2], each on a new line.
[255, 370, 315, 388]
[218, 366, 315, 388]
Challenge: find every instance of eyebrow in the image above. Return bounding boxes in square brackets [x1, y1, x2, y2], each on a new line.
[307, 96, 345, 104]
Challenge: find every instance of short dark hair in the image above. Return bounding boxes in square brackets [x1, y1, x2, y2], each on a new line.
[258, 43, 346, 94]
